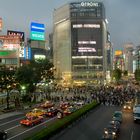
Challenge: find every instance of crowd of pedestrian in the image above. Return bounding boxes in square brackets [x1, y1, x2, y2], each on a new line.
[45, 84, 138, 107]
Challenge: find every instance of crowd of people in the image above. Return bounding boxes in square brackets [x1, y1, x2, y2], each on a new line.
[44, 84, 139, 106]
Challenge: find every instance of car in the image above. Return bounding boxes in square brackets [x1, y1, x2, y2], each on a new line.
[112, 111, 122, 123]
[26, 108, 47, 117]
[60, 102, 70, 110]
[103, 124, 119, 140]
[133, 104, 140, 122]
[0, 130, 7, 140]
[73, 101, 85, 109]
[46, 107, 58, 117]
[102, 133, 117, 140]
[57, 111, 64, 119]
[20, 116, 44, 126]
[108, 120, 121, 132]
[40, 100, 54, 108]
[63, 106, 76, 115]
[123, 101, 133, 111]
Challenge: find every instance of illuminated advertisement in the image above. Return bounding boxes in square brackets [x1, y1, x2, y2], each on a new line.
[0, 35, 20, 50]
[115, 50, 123, 56]
[34, 54, 46, 60]
[0, 50, 17, 58]
[30, 22, 45, 41]
[24, 47, 31, 60]
[7, 30, 25, 41]
[78, 47, 96, 52]
[80, 2, 99, 7]
[0, 18, 2, 31]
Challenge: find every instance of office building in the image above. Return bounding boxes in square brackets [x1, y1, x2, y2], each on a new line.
[53, 1, 109, 86]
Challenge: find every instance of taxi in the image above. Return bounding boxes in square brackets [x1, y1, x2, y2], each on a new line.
[20, 116, 43, 126]
[26, 108, 47, 117]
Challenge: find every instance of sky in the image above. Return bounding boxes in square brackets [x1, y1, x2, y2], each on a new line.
[0, 0, 140, 50]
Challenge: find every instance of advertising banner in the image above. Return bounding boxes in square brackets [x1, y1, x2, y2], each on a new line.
[0, 50, 17, 58]
[115, 50, 122, 56]
[0, 35, 20, 50]
[30, 22, 45, 41]
[7, 30, 25, 41]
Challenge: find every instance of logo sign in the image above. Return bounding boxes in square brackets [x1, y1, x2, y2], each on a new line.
[81, 2, 99, 7]
[30, 22, 45, 41]
[7, 30, 25, 41]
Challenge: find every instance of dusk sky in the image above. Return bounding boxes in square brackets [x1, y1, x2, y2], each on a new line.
[0, 0, 140, 50]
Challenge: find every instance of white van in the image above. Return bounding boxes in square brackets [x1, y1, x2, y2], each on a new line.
[133, 104, 140, 122]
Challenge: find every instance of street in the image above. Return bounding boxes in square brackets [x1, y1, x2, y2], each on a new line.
[50, 105, 140, 140]
[0, 105, 140, 140]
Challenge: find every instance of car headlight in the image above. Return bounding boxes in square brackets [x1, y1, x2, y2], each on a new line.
[105, 131, 108, 134]
[128, 106, 131, 109]
[123, 106, 126, 109]
[112, 132, 116, 135]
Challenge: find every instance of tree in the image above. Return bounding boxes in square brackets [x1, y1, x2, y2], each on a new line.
[29, 59, 54, 83]
[135, 69, 140, 82]
[15, 59, 54, 99]
[15, 65, 35, 93]
[0, 65, 16, 109]
[112, 68, 122, 83]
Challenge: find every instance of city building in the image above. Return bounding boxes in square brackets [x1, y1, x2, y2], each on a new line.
[113, 50, 124, 71]
[53, 1, 110, 86]
[27, 22, 48, 61]
[123, 43, 134, 74]
[133, 45, 140, 71]
[105, 32, 113, 82]
[0, 35, 21, 68]
[27, 39, 47, 60]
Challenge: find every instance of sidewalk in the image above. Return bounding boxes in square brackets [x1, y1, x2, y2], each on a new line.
[0, 103, 42, 120]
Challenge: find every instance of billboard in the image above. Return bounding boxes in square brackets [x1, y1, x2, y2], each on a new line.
[0, 18, 2, 31]
[115, 50, 123, 56]
[0, 35, 20, 50]
[24, 47, 31, 60]
[7, 30, 25, 41]
[0, 50, 17, 58]
[30, 22, 45, 41]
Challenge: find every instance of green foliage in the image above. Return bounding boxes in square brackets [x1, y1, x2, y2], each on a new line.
[135, 69, 140, 81]
[25, 101, 99, 140]
[15, 59, 54, 93]
[0, 65, 17, 109]
[112, 68, 122, 82]
[15, 65, 34, 84]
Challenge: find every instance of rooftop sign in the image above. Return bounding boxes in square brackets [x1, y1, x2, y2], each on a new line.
[80, 2, 99, 7]
[30, 22, 45, 41]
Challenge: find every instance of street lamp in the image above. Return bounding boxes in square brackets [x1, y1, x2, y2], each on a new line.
[20, 85, 26, 95]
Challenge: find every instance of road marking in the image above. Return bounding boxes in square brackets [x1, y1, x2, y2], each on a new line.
[5, 124, 21, 131]
[131, 131, 134, 140]
[0, 116, 25, 127]
[7, 117, 56, 140]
